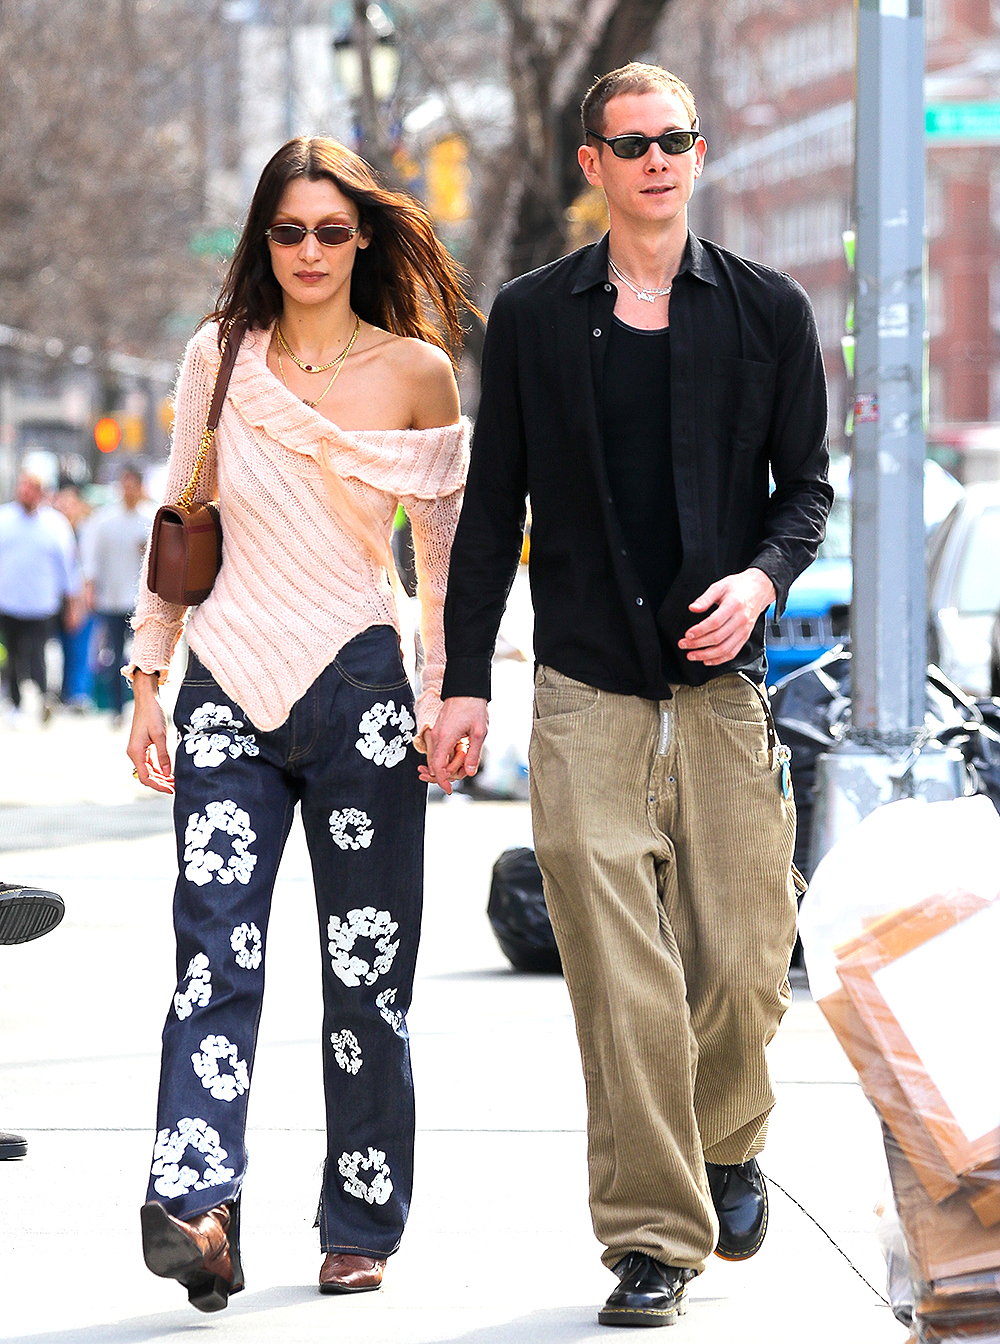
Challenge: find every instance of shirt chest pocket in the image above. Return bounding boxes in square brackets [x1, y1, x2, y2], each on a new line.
[710, 356, 776, 454]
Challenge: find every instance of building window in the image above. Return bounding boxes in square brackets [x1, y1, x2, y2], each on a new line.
[765, 198, 848, 268]
[725, 104, 854, 192]
[827, 372, 846, 442]
[926, 172, 946, 238]
[990, 266, 1000, 335]
[926, 0, 948, 41]
[990, 365, 1000, 421]
[991, 169, 1000, 232]
[810, 286, 846, 349]
[761, 10, 854, 93]
[927, 269, 946, 337]
[928, 364, 946, 423]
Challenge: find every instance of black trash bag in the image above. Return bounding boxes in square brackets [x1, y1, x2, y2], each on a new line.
[487, 846, 562, 974]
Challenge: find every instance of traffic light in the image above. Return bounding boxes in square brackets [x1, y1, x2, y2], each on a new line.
[94, 417, 122, 453]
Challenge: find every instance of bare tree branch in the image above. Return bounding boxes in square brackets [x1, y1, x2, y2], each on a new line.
[549, 0, 621, 112]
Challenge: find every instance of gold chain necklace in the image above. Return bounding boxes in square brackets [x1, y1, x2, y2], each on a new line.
[277, 315, 361, 408]
[276, 319, 355, 373]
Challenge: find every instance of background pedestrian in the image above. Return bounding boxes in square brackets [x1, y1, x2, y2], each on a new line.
[81, 466, 153, 726]
[0, 472, 82, 724]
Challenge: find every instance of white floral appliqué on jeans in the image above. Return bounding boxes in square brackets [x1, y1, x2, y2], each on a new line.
[191, 1033, 250, 1102]
[327, 906, 399, 987]
[376, 987, 404, 1032]
[174, 952, 213, 1021]
[150, 1116, 235, 1198]
[354, 700, 415, 769]
[184, 800, 258, 888]
[328, 807, 375, 850]
[338, 1146, 393, 1205]
[182, 702, 259, 768]
[330, 1028, 363, 1074]
[231, 921, 262, 970]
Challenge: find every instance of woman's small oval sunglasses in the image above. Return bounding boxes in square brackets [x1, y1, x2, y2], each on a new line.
[585, 121, 702, 159]
[265, 222, 360, 247]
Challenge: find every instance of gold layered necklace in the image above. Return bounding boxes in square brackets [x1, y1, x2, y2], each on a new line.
[276, 315, 361, 408]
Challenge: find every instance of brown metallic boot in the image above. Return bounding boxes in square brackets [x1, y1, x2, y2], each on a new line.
[319, 1252, 385, 1294]
[141, 1199, 244, 1312]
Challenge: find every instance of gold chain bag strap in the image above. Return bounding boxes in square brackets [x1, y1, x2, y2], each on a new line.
[146, 319, 247, 605]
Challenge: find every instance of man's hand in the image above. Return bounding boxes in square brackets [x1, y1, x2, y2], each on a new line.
[679, 567, 776, 667]
[420, 696, 489, 794]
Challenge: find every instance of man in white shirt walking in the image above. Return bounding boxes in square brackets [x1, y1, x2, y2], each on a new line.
[81, 466, 153, 725]
[0, 472, 82, 722]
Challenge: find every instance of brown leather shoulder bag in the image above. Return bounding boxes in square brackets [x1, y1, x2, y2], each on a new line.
[146, 319, 247, 606]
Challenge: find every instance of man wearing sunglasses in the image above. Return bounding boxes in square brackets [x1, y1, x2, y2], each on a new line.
[428, 62, 832, 1327]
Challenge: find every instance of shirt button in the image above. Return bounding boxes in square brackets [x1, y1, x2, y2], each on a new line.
[592, 328, 602, 337]
[604, 283, 613, 292]
[621, 548, 627, 556]
[636, 597, 644, 606]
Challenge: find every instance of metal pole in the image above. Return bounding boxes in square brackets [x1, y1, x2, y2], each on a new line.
[808, 0, 967, 870]
[851, 0, 927, 733]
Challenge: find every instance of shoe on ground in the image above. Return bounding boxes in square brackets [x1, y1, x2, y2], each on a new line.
[140, 1201, 243, 1312]
[0, 1132, 28, 1160]
[598, 1252, 695, 1327]
[319, 1252, 385, 1294]
[705, 1158, 768, 1260]
[0, 885, 65, 945]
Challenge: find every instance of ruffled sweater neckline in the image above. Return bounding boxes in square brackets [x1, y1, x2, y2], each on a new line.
[197, 322, 470, 495]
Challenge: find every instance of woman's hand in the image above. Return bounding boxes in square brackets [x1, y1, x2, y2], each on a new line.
[127, 671, 175, 794]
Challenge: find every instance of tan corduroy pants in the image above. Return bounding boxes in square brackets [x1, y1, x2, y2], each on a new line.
[528, 666, 798, 1273]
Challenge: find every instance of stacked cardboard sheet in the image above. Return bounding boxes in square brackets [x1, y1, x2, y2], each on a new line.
[817, 889, 1000, 1339]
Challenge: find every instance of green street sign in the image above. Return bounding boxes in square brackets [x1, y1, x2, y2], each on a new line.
[189, 227, 239, 258]
[925, 103, 1000, 140]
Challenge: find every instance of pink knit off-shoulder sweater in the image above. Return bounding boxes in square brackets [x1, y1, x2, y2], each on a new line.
[129, 322, 470, 736]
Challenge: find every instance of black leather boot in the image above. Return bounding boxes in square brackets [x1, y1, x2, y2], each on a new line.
[705, 1158, 768, 1260]
[598, 1252, 695, 1327]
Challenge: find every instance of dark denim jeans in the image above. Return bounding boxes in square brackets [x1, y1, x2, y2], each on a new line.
[145, 625, 426, 1258]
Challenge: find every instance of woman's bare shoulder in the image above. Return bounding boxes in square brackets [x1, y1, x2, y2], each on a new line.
[374, 332, 459, 428]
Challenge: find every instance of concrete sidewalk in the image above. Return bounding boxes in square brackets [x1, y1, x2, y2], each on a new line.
[0, 713, 906, 1342]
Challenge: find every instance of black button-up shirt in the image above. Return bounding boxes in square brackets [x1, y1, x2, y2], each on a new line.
[441, 232, 834, 703]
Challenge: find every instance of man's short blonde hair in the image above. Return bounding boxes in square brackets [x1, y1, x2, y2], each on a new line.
[581, 63, 697, 137]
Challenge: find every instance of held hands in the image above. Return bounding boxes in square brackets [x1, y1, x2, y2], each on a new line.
[127, 671, 175, 794]
[419, 696, 490, 794]
[678, 567, 777, 667]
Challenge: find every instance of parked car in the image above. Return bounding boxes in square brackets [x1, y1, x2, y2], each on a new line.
[926, 482, 1000, 698]
[766, 456, 964, 685]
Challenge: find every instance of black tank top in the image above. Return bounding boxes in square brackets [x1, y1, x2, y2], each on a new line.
[602, 317, 684, 682]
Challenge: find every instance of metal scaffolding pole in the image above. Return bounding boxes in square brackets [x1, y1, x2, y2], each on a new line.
[809, 0, 966, 870]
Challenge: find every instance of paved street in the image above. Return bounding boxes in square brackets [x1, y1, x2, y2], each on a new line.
[0, 709, 906, 1342]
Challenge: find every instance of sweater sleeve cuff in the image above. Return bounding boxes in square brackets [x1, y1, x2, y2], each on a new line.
[440, 655, 492, 702]
[125, 617, 184, 684]
[412, 688, 442, 755]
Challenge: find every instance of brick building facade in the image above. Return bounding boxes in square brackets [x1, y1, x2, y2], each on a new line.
[676, 0, 1000, 469]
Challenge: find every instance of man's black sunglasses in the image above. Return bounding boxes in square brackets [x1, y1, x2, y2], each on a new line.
[585, 121, 702, 159]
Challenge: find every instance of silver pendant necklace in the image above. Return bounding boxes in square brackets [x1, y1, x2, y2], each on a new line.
[608, 255, 672, 304]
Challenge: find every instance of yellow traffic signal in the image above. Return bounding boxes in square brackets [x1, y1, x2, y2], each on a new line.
[427, 136, 470, 223]
[94, 417, 122, 454]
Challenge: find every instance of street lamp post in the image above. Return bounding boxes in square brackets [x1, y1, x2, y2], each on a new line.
[333, 2, 400, 176]
[809, 0, 966, 869]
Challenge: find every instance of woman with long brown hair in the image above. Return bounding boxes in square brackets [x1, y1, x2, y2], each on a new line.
[126, 137, 473, 1310]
